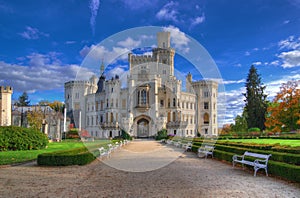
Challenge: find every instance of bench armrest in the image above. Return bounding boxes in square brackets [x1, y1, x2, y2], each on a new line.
[233, 154, 243, 160]
[254, 159, 268, 165]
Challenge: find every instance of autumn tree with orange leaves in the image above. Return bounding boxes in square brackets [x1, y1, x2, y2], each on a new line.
[265, 80, 300, 132]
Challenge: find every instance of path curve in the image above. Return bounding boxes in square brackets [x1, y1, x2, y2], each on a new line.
[0, 140, 299, 197]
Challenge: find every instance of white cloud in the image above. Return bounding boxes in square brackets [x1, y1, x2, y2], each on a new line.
[79, 44, 129, 63]
[244, 51, 250, 56]
[223, 79, 245, 85]
[190, 13, 205, 27]
[278, 36, 300, 50]
[156, 1, 178, 22]
[65, 41, 76, 44]
[117, 37, 141, 49]
[163, 25, 190, 53]
[252, 61, 262, 66]
[89, 0, 100, 35]
[0, 60, 94, 94]
[278, 50, 300, 68]
[283, 20, 290, 24]
[19, 26, 49, 40]
[270, 60, 279, 66]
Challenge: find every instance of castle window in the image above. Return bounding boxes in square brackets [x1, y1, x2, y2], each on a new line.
[122, 99, 126, 109]
[204, 91, 209, 97]
[204, 113, 209, 124]
[205, 128, 208, 134]
[111, 88, 113, 93]
[106, 99, 108, 107]
[174, 130, 176, 135]
[141, 89, 147, 105]
[172, 112, 176, 122]
[167, 112, 171, 122]
[100, 115, 103, 123]
[204, 102, 209, 110]
[173, 98, 176, 107]
[160, 100, 164, 107]
[168, 98, 170, 107]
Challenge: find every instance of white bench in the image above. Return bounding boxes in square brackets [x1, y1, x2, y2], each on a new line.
[232, 151, 272, 176]
[198, 145, 215, 159]
[182, 142, 192, 151]
[98, 147, 110, 159]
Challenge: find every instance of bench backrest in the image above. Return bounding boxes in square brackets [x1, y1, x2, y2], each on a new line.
[244, 151, 271, 160]
[204, 145, 215, 151]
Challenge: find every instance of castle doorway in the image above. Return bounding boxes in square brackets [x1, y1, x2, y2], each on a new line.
[137, 118, 149, 137]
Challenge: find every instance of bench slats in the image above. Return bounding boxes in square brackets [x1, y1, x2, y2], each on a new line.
[233, 151, 271, 177]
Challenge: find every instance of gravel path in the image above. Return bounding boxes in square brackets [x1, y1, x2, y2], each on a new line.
[0, 140, 299, 198]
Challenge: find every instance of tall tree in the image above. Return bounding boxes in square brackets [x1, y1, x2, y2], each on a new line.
[15, 92, 30, 106]
[231, 111, 248, 133]
[265, 80, 300, 132]
[27, 108, 44, 131]
[48, 101, 64, 113]
[243, 65, 268, 130]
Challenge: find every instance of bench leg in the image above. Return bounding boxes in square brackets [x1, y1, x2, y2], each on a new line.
[254, 167, 259, 177]
[265, 168, 268, 176]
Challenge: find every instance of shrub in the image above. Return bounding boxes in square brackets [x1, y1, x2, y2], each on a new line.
[248, 127, 261, 132]
[37, 147, 96, 166]
[155, 129, 168, 140]
[0, 126, 48, 151]
[66, 128, 80, 139]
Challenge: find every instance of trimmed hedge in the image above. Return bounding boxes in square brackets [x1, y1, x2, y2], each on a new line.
[37, 147, 96, 166]
[214, 144, 300, 165]
[0, 126, 48, 151]
[212, 149, 300, 183]
[217, 141, 300, 154]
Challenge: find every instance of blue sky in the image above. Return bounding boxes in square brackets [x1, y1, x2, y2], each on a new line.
[0, 0, 299, 125]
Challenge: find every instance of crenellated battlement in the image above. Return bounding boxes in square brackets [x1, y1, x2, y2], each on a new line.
[0, 86, 13, 93]
[128, 53, 156, 67]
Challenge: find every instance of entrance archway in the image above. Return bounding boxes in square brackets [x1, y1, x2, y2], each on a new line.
[137, 118, 149, 137]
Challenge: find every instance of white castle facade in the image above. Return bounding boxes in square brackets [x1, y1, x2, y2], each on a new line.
[0, 86, 13, 126]
[65, 32, 218, 138]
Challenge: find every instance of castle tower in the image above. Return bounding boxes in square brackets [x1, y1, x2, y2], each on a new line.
[0, 86, 13, 126]
[152, 32, 175, 76]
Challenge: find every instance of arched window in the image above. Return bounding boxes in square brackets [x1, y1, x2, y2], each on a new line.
[167, 112, 171, 122]
[204, 113, 209, 124]
[141, 89, 147, 104]
[173, 98, 176, 107]
[172, 112, 176, 122]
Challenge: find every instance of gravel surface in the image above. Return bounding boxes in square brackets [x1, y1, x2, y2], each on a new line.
[0, 140, 299, 198]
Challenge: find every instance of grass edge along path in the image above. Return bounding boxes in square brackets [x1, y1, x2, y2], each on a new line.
[0, 140, 109, 165]
[217, 139, 300, 147]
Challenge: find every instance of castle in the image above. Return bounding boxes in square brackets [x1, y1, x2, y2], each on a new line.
[65, 32, 218, 138]
[0, 86, 13, 126]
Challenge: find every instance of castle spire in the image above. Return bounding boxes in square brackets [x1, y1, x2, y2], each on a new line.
[100, 58, 105, 75]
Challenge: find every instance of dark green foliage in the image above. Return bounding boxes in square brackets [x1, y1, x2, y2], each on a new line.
[121, 130, 132, 140]
[112, 130, 132, 140]
[231, 112, 248, 133]
[268, 161, 300, 182]
[155, 129, 168, 140]
[248, 127, 260, 132]
[243, 65, 268, 130]
[37, 147, 96, 166]
[15, 91, 30, 106]
[0, 126, 48, 151]
[66, 128, 80, 139]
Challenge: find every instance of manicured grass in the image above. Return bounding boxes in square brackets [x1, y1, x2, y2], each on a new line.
[0, 140, 109, 165]
[218, 139, 300, 147]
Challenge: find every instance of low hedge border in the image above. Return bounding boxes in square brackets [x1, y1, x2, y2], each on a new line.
[217, 141, 300, 154]
[37, 147, 96, 166]
[214, 144, 300, 165]
[212, 149, 300, 183]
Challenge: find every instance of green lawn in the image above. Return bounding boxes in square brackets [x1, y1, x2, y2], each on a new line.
[0, 140, 109, 165]
[218, 139, 300, 147]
